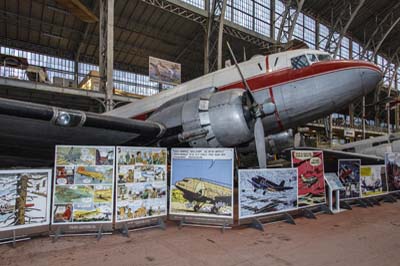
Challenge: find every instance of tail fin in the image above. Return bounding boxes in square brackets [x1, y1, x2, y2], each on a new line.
[279, 180, 285, 187]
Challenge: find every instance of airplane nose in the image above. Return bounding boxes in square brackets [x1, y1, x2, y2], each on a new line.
[360, 67, 383, 95]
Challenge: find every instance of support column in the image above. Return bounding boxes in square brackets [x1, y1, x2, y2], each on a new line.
[99, 0, 114, 112]
[349, 103, 354, 127]
[74, 59, 79, 88]
[362, 96, 366, 139]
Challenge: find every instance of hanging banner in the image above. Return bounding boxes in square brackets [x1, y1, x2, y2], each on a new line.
[360, 165, 387, 197]
[0, 169, 52, 239]
[337, 159, 361, 199]
[52, 146, 115, 233]
[115, 147, 168, 229]
[169, 148, 234, 225]
[149, 56, 181, 85]
[238, 168, 298, 221]
[385, 152, 400, 192]
[291, 150, 326, 207]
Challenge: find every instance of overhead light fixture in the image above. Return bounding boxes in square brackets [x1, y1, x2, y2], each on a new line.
[42, 32, 64, 40]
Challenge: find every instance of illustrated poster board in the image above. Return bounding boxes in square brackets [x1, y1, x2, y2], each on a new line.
[169, 148, 234, 225]
[385, 152, 400, 192]
[149, 56, 181, 85]
[52, 145, 115, 233]
[360, 165, 388, 197]
[115, 147, 168, 229]
[338, 159, 361, 199]
[324, 173, 345, 191]
[0, 169, 52, 239]
[238, 168, 298, 221]
[291, 150, 326, 207]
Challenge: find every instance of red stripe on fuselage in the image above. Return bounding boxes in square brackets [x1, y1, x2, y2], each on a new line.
[218, 60, 381, 92]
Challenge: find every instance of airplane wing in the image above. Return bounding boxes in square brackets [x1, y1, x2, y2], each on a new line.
[0, 98, 164, 166]
[284, 147, 384, 172]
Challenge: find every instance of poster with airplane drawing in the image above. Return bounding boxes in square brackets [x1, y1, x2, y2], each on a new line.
[360, 165, 387, 197]
[338, 159, 361, 199]
[116, 147, 168, 224]
[291, 150, 326, 207]
[385, 152, 400, 192]
[0, 169, 52, 232]
[170, 148, 234, 220]
[238, 168, 298, 219]
[53, 145, 115, 225]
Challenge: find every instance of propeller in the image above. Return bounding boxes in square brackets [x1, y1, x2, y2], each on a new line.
[226, 42, 274, 168]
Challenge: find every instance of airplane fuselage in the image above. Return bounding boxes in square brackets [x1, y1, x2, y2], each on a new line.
[106, 49, 381, 150]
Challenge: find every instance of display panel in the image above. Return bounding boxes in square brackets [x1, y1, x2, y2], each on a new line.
[291, 150, 326, 207]
[360, 165, 387, 197]
[0, 169, 52, 233]
[53, 146, 115, 225]
[238, 168, 298, 219]
[324, 173, 345, 191]
[115, 147, 167, 225]
[385, 153, 400, 192]
[338, 159, 361, 199]
[170, 148, 234, 222]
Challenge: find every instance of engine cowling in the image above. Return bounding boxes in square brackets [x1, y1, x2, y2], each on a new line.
[148, 89, 254, 147]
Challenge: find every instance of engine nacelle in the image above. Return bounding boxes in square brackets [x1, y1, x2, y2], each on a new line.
[148, 89, 254, 147]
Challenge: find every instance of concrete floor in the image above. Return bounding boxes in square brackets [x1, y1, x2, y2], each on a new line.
[1, 202, 400, 266]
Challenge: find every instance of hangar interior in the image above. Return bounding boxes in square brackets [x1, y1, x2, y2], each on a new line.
[0, 0, 400, 157]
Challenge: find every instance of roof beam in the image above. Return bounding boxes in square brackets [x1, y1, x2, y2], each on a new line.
[323, 0, 366, 57]
[361, 2, 400, 60]
[140, 0, 273, 49]
[276, 0, 305, 44]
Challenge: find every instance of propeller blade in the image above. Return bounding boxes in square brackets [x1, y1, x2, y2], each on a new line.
[254, 118, 267, 168]
[226, 41, 256, 104]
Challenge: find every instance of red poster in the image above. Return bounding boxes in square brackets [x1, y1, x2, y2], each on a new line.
[291, 150, 326, 207]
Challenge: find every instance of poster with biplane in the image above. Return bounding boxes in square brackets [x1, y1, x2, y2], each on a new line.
[360, 165, 388, 197]
[0, 169, 51, 235]
[291, 150, 326, 207]
[337, 159, 361, 199]
[52, 146, 115, 226]
[385, 152, 400, 192]
[238, 168, 298, 219]
[170, 148, 234, 222]
[115, 147, 168, 226]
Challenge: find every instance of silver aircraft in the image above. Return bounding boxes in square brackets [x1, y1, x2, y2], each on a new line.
[0, 48, 382, 166]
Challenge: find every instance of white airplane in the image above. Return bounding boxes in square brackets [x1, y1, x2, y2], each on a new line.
[0, 47, 382, 166]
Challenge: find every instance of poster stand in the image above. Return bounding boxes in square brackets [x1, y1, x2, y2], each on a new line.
[382, 194, 397, 203]
[0, 230, 31, 247]
[366, 197, 381, 206]
[355, 198, 369, 208]
[300, 205, 333, 219]
[51, 225, 112, 242]
[392, 191, 400, 199]
[247, 212, 296, 232]
[339, 201, 352, 210]
[177, 217, 231, 233]
[119, 218, 166, 237]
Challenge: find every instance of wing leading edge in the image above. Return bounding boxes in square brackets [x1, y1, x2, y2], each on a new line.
[0, 97, 164, 166]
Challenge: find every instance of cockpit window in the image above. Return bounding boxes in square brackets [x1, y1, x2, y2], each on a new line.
[317, 54, 331, 61]
[291, 55, 309, 70]
[307, 54, 318, 64]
